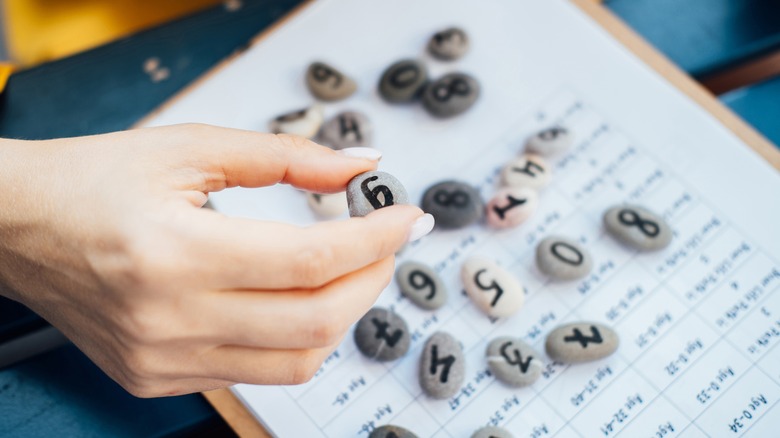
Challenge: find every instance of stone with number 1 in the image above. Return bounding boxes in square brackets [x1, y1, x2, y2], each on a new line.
[485, 187, 538, 229]
[347, 171, 409, 217]
[461, 257, 524, 317]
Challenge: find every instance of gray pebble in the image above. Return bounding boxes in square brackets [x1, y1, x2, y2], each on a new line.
[486, 336, 543, 387]
[268, 104, 324, 138]
[461, 257, 525, 318]
[428, 27, 469, 60]
[379, 59, 428, 103]
[422, 72, 480, 118]
[535, 235, 592, 281]
[419, 331, 465, 399]
[369, 425, 418, 438]
[603, 204, 673, 251]
[525, 126, 573, 156]
[471, 426, 514, 438]
[347, 171, 409, 217]
[319, 111, 372, 149]
[545, 322, 619, 364]
[396, 261, 447, 310]
[354, 307, 410, 362]
[305, 61, 356, 101]
[421, 180, 483, 229]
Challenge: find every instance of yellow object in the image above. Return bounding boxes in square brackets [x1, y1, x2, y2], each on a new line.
[0, 63, 13, 92]
[3, 0, 223, 66]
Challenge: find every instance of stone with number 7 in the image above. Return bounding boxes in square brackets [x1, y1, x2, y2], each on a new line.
[347, 171, 409, 217]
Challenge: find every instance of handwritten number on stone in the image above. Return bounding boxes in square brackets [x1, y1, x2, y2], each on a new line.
[618, 209, 660, 237]
[361, 176, 394, 210]
[511, 160, 544, 177]
[432, 78, 470, 102]
[371, 318, 403, 348]
[550, 241, 584, 266]
[389, 64, 420, 88]
[433, 189, 470, 208]
[409, 270, 436, 300]
[492, 195, 526, 220]
[563, 326, 603, 348]
[429, 345, 455, 383]
[312, 64, 342, 87]
[474, 268, 504, 307]
[339, 115, 362, 141]
[539, 127, 565, 140]
[500, 341, 533, 374]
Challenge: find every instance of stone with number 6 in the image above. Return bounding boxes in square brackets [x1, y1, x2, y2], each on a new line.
[396, 261, 447, 310]
[461, 257, 524, 317]
[347, 171, 409, 217]
[603, 204, 672, 251]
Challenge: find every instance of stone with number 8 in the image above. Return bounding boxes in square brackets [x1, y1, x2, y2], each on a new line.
[422, 72, 480, 118]
[603, 204, 672, 251]
[347, 171, 409, 217]
[421, 180, 484, 229]
[545, 322, 619, 363]
[461, 256, 525, 317]
[396, 261, 447, 310]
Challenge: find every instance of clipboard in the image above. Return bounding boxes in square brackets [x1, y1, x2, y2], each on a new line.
[138, 0, 780, 436]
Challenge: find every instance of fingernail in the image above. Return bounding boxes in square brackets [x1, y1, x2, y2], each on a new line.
[337, 147, 382, 161]
[408, 213, 435, 242]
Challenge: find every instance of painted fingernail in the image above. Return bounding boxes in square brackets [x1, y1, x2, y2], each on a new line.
[408, 213, 435, 242]
[337, 147, 383, 161]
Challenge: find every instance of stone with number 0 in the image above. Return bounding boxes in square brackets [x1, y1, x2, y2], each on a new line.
[347, 171, 409, 217]
[419, 331, 465, 399]
[535, 235, 592, 280]
[603, 204, 672, 251]
[396, 261, 447, 310]
[545, 322, 619, 363]
[421, 180, 484, 229]
[486, 336, 543, 387]
[461, 257, 524, 317]
[422, 72, 480, 118]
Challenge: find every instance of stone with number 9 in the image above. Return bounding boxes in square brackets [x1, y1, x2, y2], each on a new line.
[346, 171, 409, 217]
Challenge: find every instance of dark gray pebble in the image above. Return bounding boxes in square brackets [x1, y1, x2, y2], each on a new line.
[421, 180, 483, 229]
[306, 61, 356, 101]
[379, 59, 428, 103]
[354, 307, 410, 362]
[486, 336, 543, 387]
[422, 72, 480, 118]
[319, 111, 372, 149]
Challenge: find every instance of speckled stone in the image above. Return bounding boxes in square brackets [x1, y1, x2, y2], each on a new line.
[422, 72, 480, 118]
[319, 111, 372, 149]
[461, 257, 524, 318]
[347, 171, 409, 217]
[421, 180, 484, 229]
[268, 104, 324, 138]
[306, 61, 357, 101]
[485, 187, 538, 229]
[369, 425, 418, 438]
[379, 59, 428, 103]
[471, 426, 514, 438]
[603, 204, 673, 251]
[545, 322, 619, 364]
[535, 235, 592, 281]
[306, 192, 347, 219]
[428, 27, 469, 61]
[501, 154, 551, 189]
[486, 336, 543, 387]
[419, 331, 465, 399]
[525, 126, 573, 156]
[396, 261, 447, 310]
[354, 307, 410, 362]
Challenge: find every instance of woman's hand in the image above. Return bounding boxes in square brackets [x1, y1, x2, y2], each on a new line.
[0, 124, 431, 397]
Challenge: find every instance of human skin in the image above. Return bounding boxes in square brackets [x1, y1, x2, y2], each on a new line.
[0, 124, 430, 397]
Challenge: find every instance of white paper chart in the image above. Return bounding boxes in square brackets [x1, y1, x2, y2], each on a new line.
[141, 1, 780, 436]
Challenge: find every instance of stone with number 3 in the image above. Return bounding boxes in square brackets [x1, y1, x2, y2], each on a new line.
[485, 187, 538, 229]
[603, 204, 672, 251]
[461, 257, 524, 317]
[396, 261, 447, 310]
[486, 336, 543, 387]
[422, 72, 480, 118]
[545, 322, 619, 363]
[347, 171, 409, 217]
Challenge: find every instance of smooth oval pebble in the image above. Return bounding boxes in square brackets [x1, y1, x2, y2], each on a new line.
[379, 59, 428, 103]
[306, 192, 347, 219]
[525, 126, 573, 156]
[545, 322, 619, 364]
[396, 261, 447, 310]
[428, 27, 469, 60]
[501, 154, 551, 189]
[319, 111, 372, 149]
[306, 61, 357, 101]
[421, 180, 483, 229]
[461, 257, 524, 318]
[471, 426, 514, 438]
[419, 331, 465, 399]
[269, 104, 324, 138]
[485, 187, 538, 229]
[354, 307, 410, 362]
[347, 171, 409, 217]
[486, 336, 543, 387]
[603, 204, 673, 251]
[369, 425, 418, 438]
[422, 72, 480, 118]
[535, 235, 592, 281]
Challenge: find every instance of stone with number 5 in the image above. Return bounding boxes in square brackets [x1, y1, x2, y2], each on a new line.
[461, 256, 524, 317]
[347, 171, 409, 217]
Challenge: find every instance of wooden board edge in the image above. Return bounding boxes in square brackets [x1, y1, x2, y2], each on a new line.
[203, 388, 272, 437]
[571, 0, 780, 171]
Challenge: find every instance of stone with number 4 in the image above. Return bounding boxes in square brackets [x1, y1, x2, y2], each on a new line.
[485, 187, 538, 229]
[471, 426, 514, 438]
[603, 204, 672, 251]
[422, 72, 480, 118]
[369, 425, 418, 438]
[396, 261, 447, 310]
[354, 307, 410, 362]
[268, 104, 324, 138]
[525, 126, 573, 156]
[486, 336, 543, 387]
[421, 180, 484, 229]
[461, 257, 525, 318]
[535, 235, 592, 281]
[305, 61, 357, 101]
[347, 171, 409, 217]
[501, 154, 551, 189]
[319, 111, 372, 149]
[545, 322, 619, 363]
[419, 331, 465, 399]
